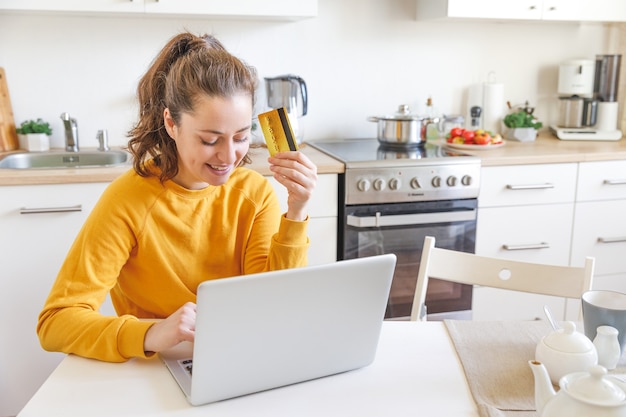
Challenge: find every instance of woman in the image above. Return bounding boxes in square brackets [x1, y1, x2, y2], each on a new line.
[37, 32, 317, 362]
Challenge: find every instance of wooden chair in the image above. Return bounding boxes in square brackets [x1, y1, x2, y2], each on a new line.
[410, 236, 595, 321]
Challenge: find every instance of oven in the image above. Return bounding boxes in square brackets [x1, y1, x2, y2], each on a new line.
[309, 139, 481, 320]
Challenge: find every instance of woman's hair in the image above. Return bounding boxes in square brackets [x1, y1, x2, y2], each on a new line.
[128, 32, 258, 182]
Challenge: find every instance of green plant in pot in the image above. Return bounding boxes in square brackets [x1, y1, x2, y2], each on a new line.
[16, 118, 52, 151]
[503, 106, 542, 142]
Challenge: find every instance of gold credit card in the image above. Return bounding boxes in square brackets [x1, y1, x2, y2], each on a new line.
[258, 107, 298, 156]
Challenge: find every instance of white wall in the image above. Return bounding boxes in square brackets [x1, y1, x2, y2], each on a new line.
[0, 0, 618, 149]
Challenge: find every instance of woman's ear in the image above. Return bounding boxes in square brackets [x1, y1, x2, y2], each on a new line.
[163, 108, 177, 139]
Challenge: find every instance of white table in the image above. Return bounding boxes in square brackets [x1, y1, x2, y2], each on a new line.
[18, 322, 479, 417]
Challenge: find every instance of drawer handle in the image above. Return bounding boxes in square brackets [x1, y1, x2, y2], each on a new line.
[502, 242, 550, 251]
[603, 179, 626, 185]
[20, 205, 83, 214]
[597, 236, 626, 244]
[506, 183, 555, 190]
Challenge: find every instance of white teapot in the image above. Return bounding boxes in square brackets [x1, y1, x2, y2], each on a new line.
[529, 360, 626, 417]
[535, 321, 598, 384]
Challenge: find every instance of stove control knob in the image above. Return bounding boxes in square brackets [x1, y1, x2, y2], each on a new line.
[410, 177, 421, 189]
[356, 179, 371, 192]
[432, 176, 442, 188]
[388, 178, 401, 190]
[373, 178, 386, 191]
[461, 175, 473, 186]
[446, 176, 457, 187]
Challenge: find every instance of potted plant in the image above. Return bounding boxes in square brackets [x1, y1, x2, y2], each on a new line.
[503, 106, 542, 142]
[16, 118, 52, 151]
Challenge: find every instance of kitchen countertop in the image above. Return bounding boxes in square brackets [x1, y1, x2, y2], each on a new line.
[2, 133, 626, 185]
[453, 132, 626, 166]
[0, 144, 345, 186]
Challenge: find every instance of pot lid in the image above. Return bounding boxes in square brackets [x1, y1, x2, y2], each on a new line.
[368, 104, 425, 122]
[543, 321, 595, 353]
[562, 366, 626, 405]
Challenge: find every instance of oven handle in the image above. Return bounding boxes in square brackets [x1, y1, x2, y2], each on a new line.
[346, 209, 476, 228]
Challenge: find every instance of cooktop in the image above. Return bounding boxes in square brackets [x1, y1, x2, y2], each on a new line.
[308, 138, 478, 169]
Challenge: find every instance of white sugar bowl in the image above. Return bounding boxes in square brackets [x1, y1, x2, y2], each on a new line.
[535, 321, 598, 384]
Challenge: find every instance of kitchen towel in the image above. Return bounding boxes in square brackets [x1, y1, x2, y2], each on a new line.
[482, 81, 505, 135]
[444, 319, 626, 417]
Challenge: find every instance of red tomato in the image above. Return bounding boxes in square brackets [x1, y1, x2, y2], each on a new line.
[462, 130, 475, 143]
[450, 127, 464, 138]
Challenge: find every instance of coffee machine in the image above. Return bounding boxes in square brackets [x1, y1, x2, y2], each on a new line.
[264, 74, 308, 143]
[552, 54, 622, 141]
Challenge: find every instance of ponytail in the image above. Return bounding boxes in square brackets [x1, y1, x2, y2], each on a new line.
[128, 32, 252, 182]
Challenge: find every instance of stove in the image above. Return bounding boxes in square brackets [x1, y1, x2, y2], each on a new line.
[309, 138, 481, 320]
[309, 138, 481, 205]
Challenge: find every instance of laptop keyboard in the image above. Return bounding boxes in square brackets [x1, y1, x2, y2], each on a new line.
[178, 359, 193, 376]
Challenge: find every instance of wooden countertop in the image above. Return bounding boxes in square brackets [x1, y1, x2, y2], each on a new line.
[0, 144, 345, 186]
[454, 132, 626, 166]
[2, 134, 626, 185]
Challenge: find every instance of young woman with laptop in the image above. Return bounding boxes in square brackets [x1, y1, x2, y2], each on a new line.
[36, 32, 317, 362]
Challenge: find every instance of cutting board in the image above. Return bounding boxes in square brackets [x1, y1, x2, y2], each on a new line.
[0, 67, 19, 152]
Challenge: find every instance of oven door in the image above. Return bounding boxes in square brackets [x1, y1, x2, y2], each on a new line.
[341, 199, 477, 320]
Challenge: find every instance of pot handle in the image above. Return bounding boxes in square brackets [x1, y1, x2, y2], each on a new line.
[367, 116, 381, 122]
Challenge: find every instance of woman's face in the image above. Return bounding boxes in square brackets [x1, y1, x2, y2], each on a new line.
[164, 94, 252, 190]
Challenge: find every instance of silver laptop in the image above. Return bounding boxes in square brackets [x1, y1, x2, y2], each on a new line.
[160, 254, 397, 406]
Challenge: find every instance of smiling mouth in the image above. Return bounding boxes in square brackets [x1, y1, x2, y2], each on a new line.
[207, 164, 229, 171]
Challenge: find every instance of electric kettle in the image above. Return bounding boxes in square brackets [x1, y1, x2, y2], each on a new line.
[264, 74, 308, 142]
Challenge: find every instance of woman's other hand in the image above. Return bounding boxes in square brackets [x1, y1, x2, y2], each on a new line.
[268, 151, 318, 221]
[143, 302, 196, 354]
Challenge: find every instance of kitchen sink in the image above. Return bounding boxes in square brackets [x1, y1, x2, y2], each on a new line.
[0, 150, 131, 169]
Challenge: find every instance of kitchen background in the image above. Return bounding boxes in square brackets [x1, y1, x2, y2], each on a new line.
[1, 0, 625, 149]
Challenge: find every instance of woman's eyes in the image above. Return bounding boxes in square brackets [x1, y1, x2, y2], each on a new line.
[200, 136, 248, 146]
[201, 139, 218, 146]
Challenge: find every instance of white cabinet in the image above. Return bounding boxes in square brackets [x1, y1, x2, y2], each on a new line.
[416, 0, 542, 20]
[0, 0, 143, 13]
[571, 161, 626, 292]
[541, 0, 626, 22]
[143, 0, 317, 19]
[0, 0, 317, 19]
[474, 163, 578, 321]
[267, 173, 338, 266]
[416, 0, 626, 22]
[0, 182, 110, 417]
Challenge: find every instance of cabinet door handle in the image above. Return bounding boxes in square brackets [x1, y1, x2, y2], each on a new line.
[502, 242, 550, 251]
[20, 205, 82, 214]
[597, 236, 626, 244]
[506, 183, 555, 190]
[603, 179, 626, 185]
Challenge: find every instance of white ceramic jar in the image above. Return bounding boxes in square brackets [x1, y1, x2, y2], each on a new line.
[594, 325, 621, 370]
[535, 321, 598, 384]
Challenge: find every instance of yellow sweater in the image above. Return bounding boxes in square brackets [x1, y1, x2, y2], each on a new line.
[37, 165, 309, 362]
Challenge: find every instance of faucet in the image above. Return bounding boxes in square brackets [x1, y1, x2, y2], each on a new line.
[60, 112, 79, 152]
[96, 129, 110, 152]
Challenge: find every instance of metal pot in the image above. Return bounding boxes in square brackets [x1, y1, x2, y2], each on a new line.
[368, 105, 438, 147]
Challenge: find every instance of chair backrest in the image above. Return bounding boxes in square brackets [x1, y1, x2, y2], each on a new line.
[410, 236, 595, 321]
